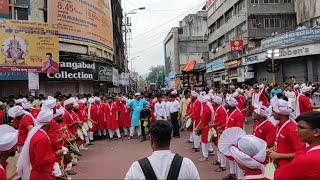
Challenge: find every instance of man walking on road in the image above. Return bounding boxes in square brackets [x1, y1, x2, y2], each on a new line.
[125, 120, 200, 180]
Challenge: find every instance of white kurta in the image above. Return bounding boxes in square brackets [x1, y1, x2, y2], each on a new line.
[125, 150, 200, 180]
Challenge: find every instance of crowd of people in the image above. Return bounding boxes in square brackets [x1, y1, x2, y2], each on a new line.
[0, 82, 320, 179]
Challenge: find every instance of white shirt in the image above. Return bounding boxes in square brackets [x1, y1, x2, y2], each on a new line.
[154, 102, 167, 118]
[285, 91, 296, 99]
[125, 150, 200, 180]
[164, 101, 171, 117]
[169, 100, 180, 114]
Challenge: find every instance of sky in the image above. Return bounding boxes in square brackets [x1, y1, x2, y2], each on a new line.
[122, 0, 205, 75]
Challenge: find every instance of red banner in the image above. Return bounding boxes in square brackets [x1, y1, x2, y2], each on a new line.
[230, 40, 244, 51]
[0, 0, 9, 18]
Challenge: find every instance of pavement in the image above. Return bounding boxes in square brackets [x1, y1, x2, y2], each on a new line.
[72, 119, 254, 179]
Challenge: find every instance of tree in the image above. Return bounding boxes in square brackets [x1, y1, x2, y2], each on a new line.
[146, 65, 165, 88]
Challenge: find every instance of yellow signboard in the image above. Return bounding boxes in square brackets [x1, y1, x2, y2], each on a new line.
[0, 20, 59, 73]
[48, 0, 114, 53]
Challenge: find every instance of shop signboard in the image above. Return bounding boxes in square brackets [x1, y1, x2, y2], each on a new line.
[242, 53, 267, 65]
[0, 20, 59, 73]
[0, 72, 28, 80]
[48, 0, 114, 53]
[97, 63, 112, 81]
[42, 59, 97, 81]
[224, 59, 241, 69]
[206, 56, 227, 73]
[261, 28, 320, 50]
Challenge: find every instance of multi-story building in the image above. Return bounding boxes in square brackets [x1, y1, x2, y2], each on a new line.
[164, 11, 208, 76]
[206, 0, 296, 86]
[0, 0, 124, 96]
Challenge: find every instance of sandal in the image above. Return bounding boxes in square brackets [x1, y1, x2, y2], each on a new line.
[67, 170, 77, 175]
[211, 160, 221, 165]
[222, 174, 236, 180]
[215, 166, 226, 172]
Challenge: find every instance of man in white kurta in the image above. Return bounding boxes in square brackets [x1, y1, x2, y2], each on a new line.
[125, 120, 200, 180]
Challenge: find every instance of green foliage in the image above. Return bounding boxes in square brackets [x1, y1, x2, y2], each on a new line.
[146, 65, 165, 86]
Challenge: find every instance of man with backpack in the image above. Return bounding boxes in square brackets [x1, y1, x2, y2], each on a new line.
[125, 120, 200, 180]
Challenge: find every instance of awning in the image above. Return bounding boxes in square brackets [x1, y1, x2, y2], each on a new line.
[181, 59, 205, 72]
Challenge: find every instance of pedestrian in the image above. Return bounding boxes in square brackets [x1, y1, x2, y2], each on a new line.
[209, 96, 227, 172]
[154, 96, 166, 120]
[17, 108, 64, 180]
[274, 111, 320, 179]
[179, 90, 191, 130]
[119, 97, 131, 136]
[140, 107, 151, 142]
[197, 95, 213, 162]
[126, 93, 149, 140]
[252, 103, 276, 148]
[251, 85, 269, 113]
[125, 120, 200, 180]
[296, 86, 317, 116]
[224, 97, 245, 180]
[105, 96, 121, 141]
[7, 106, 34, 149]
[169, 93, 180, 138]
[268, 98, 306, 168]
[0, 125, 18, 180]
[92, 97, 106, 138]
[219, 127, 268, 180]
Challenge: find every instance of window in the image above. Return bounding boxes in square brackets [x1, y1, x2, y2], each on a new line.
[238, 0, 245, 12]
[218, 35, 225, 46]
[225, 8, 233, 23]
[284, 0, 292, 3]
[264, 18, 280, 28]
[217, 16, 224, 28]
[251, 0, 259, 4]
[251, 19, 260, 28]
[284, 18, 294, 28]
[263, 0, 279, 3]
[8, 0, 29, 20]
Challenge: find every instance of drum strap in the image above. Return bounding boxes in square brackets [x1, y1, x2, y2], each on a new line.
[138, 154, 183, 180]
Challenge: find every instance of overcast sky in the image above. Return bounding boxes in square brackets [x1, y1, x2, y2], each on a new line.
[122, 0, 205, 75]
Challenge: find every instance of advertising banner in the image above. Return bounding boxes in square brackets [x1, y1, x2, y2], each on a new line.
[230, 40, 244, 51]
[112, 67, 119, 86]
[0, 72, 28, 80]
[43, 59, 97, 81]
[97, 63, 113, 82]
[28, 72, 39, 90]
[224, 59, 241, 69]
[120, 73, 130, 86]
[0, 20, 59, 73]
[0, 0, 9, 18]
[261, 28, 320, 50]
[48, 0, 114, 53]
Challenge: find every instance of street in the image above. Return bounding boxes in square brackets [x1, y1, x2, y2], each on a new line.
[72, 120, 254, 179]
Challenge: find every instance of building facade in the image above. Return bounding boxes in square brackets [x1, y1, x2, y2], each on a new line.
[206, 0, 296, 86]
[0, 0, 125, 96]
[164, 11, 208, 75]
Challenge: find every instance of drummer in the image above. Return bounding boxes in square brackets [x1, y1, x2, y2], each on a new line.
[0, 125, 18, 180]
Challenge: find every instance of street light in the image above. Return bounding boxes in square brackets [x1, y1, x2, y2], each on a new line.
[124, 7, 145, 72]
[267, 49, 280, 84]
[130, 56, 140, 70]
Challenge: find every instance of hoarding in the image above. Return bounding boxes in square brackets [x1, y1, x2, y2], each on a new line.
[0, 20, 59, 73]
[48, 0, 114, 53]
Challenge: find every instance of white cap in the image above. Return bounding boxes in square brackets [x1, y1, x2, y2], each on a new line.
[53, 107, 64, 118]
[226, 97, 238, 107]
[213, 96, 222, 105]
[88, 97, 95, 104]
[0, 125, 18, 152]
[42, 97, 56, 109]
[64, 98, 74, 106]
[134, 93, 141, 96]
[232, 91, 239, 98]
[35, 108, 53, 125]
[191, 91, 199, 97]
[21, 102, 33, 110]
[254, 102, 269, 117]
[95, 97, 101, 102]
[301, 86, 312, 93]
[8, 106, 24, 118]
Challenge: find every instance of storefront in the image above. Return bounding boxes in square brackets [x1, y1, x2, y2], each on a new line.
[224, 59, 241, 84]
[39, 56, 114, 96]
[0, 72, 28, 97]
[206, 56, 228, 86]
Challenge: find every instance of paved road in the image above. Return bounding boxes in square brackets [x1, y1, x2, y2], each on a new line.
[72, 120, 254, 179]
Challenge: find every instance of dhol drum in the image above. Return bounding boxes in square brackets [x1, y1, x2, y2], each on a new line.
[81, 126, 88, 136]
[207, 128, 217, 142]
[185, 118, 193, 129]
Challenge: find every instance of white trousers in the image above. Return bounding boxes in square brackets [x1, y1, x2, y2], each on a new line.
[201, 143, 209, 158]
[98, 129, 107, 136]
[229, 160, 243, 179]
[217, 151, 226, 168]
[88, 132, 94, 141]
[130, 126, 141, 137]
[208, 143, 214, 152]
[189, 132, 194, 142]
[192, 123, 200, 148]
[108, 129, 121, 138]
[123, 127, 129, 135]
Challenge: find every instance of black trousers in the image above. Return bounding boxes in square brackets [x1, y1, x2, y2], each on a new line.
[170, 112, 180, 137]
[140, 119, 150, 137]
